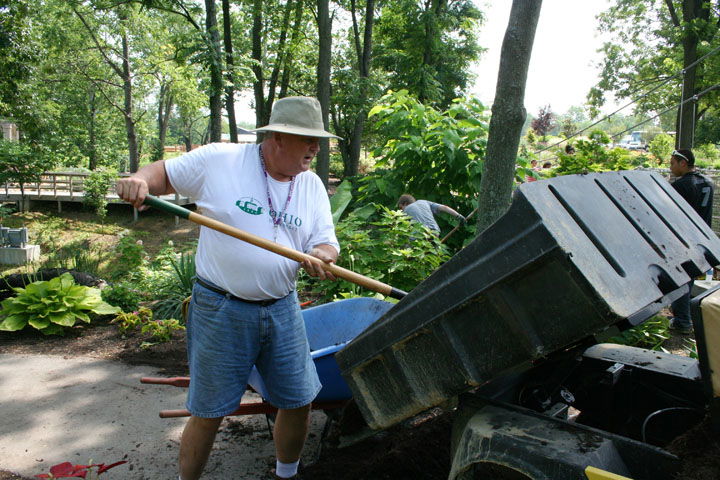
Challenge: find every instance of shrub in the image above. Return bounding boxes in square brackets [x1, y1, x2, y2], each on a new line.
[107, 233, 146, 280]
[102, 281, 144, 312]
[0, 272, 120, 335]
[112, 307, 153, 334]
[83, 168, 117, 218]
[695, 143, 720, 167]
[151, 250, 195, 321]
[357, 90, 486, 246]
[553, 130, 632, 175]
[648, 133, 674, 165]
[300, 204, 451, 302]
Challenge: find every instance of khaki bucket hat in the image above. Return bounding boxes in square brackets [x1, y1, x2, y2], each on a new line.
[253, 96, 342, 139]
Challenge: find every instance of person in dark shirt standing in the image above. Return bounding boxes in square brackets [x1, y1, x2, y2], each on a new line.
[669, 148, 714, 333]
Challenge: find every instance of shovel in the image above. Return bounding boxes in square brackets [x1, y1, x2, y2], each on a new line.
[142, 195, 408, 300]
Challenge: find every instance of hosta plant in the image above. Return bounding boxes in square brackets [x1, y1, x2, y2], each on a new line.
[0, 273, 120, 335]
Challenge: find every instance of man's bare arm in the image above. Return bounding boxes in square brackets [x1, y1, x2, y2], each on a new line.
[116, 160, 175, 209]
[437, 204, 465, 222]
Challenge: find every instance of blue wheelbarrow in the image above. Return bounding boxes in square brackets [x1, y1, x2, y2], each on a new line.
[141, 297, 394, 417]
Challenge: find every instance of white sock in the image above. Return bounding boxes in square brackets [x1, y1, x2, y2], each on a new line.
[275, 459, 299, 478]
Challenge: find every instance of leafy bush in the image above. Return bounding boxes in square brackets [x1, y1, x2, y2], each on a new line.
[140, 318, 184, 347]
[0, 139, 53, 197]
[695, 143, 720, 168]
[107, 233, 147, 280]
[553, 130, 633, 175]
[102, 280, 144, 312]
[151, 250, 195, 321]
[112, 307, 153, 334]
[0, 272, 120, 335]
[648, 133, 674, 165]
[358, 90, 486, 230]
[300, 204, 450, 302]
[83, 168, 117, 218]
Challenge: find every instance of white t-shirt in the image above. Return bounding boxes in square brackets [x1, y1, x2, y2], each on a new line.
[165, 142, 339, 300]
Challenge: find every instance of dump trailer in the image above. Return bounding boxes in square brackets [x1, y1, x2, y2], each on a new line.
[336, 170, 720, 479]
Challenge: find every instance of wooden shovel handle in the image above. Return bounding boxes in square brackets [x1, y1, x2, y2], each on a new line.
[143, 195, 407, 300]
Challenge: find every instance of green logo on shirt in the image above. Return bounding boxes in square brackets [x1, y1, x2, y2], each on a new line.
[236, 197, 263, 215]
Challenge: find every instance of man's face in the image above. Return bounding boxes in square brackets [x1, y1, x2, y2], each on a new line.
[274, 133, 321, 177]
[670, 155, 687, 177]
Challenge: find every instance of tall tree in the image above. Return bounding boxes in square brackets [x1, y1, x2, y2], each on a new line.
[72, 4, 145, 172]
[331, 0, 377, 178]
[221, 0, 238, 142]
[316, 0, 332, 186]
[204, 0, 223, 142]
[373, 0, 483, 108]
[476, 0, 542, 233]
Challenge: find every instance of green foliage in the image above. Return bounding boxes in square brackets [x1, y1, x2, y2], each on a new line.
[694, 143, 720, 168]
[140, 318, 184, 347]
[102, 281, 143, 312]
[112, 307, 153, 334]
[0, 273, 120, 335]
[358, 90, 486, 246]
[151, 251, 195, 321]
[83, 169, 117, 218]
[553, 130, 632, 175]
[111, 307, 184, 347]
[0, 140, 53, 193]
[301, 204, 450, 302]
[648, 133, 674, 165]
[607, 315, 670, 351]
[372, 0, 483, 108]
[592, 1, 719, 138]
[0, 204, 15, 223]
[330, 180, 353, 224]
[108, 234, 147, 280]
[683, 337, 698, 359]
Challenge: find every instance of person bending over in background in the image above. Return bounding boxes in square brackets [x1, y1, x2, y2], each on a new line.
[397, 194, 466, 235]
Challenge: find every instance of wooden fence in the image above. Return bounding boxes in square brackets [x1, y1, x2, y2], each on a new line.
[0, 171, 192, 220]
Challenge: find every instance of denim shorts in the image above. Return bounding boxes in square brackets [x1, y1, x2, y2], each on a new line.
[185, 280, 321, 417]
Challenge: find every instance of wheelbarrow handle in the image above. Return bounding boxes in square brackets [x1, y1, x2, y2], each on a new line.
[142, 195, 407, 300]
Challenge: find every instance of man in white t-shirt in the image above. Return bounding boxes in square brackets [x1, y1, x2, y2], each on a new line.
[116, 97, 340, 480]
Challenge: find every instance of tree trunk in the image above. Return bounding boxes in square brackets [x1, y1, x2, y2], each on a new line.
[476, 0, 542, 233]
[316, 0, 332, 186]
[280, 0, 305, 98]
[344, 0, 375, 178]
[676, 0, 702, 149]
[122, 33, 140, 173]
[205, 0, 223, 143]
[222, 0, 238, 143]
[263, 0, 294, 119]
[88, 86, 97, 171]
[252, 0, 265, 128]
[155, 83, 173, 161]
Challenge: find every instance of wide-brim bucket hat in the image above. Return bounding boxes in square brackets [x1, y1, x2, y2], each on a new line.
[253, 96, 342, 139]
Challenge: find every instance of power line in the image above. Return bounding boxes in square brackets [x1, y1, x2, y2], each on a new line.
[531, 43, 720, 156]
[609, 83, 720, 141]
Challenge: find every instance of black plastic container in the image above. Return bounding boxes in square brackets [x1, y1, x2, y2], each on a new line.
[336, 170, 720, 429]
